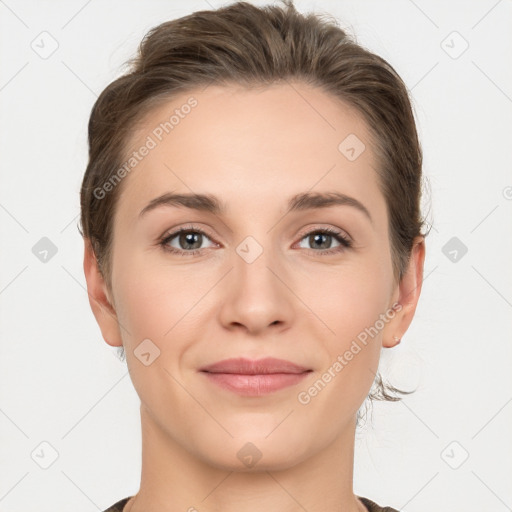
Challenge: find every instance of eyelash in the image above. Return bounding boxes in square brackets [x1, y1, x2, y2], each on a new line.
[158, 225, 353, 257]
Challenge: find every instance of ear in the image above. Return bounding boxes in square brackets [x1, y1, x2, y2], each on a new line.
[83, 238, 123, 347]
[382, 235, 426, 348]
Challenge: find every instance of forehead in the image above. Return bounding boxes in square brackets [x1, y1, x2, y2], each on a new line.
[114, 81, 385, 223]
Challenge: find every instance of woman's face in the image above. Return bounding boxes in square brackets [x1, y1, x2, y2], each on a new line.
[87, 82, 423, 470]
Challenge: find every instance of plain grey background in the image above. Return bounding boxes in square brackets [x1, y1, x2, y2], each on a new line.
[0, 1, 511, 511]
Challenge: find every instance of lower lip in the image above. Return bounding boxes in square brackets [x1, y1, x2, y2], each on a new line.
[201, 372, 310, 396]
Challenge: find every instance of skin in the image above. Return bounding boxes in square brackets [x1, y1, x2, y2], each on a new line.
[84, 81, 425, 512]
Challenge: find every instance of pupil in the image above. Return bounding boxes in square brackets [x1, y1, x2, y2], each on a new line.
[312, 233, 330, 249]
[181, 232, 201, 249]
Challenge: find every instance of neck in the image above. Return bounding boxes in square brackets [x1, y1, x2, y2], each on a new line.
[125, 406, 366, 512]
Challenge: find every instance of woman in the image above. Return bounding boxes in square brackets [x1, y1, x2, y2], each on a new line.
[80, 1, 427, 510]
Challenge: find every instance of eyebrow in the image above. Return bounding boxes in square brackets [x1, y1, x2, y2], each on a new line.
[138, 190, 373, 224]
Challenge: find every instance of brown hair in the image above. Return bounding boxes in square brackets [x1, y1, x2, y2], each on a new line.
[79, 0, 430, 413]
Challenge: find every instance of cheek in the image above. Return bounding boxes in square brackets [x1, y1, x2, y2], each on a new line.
[303, 264, 389, 386]
[112, 250, 225, 363]
[308, 261, 390, 336]
[114, 264, 197, 346]
[111, 258, 203, 406]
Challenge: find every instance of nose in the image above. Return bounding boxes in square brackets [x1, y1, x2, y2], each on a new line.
[217, 242, 295, 335]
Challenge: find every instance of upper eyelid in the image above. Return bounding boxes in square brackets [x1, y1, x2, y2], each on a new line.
[163, 225, 218, 243]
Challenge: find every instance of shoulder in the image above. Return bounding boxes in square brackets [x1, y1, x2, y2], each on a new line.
[358, 496, 401, 512]
[102, 496, 132, 512]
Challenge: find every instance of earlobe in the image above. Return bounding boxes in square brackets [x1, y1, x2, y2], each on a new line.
[382, 236, 426, 348]
[82, 238, 123, 348]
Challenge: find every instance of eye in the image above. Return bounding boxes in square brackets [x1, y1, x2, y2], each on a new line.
[296, 228, 352, 254]
[158, 225, 352, 257]
[159, 227, 217, 255]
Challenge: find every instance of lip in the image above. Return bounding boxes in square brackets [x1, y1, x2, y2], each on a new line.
[199, 357, 312, 396]
[199, 357, 310, 374]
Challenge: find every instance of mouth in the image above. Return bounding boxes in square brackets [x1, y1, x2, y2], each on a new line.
[199, 357, 312, 396]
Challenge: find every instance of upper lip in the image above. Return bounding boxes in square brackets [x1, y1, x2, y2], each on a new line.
[199, 357, 311, 375]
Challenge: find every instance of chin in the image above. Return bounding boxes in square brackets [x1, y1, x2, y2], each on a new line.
[194, 434, 311, 473]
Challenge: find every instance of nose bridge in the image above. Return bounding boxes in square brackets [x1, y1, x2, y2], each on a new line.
[218, 233, 294, 333]
[234, 233, 281, 301]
